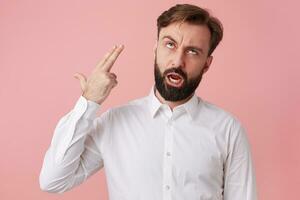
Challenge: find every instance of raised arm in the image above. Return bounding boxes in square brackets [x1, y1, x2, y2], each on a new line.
[39, 45, 124, 193]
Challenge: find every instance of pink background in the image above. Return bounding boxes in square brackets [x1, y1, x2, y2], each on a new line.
[1, 0, 299, 199]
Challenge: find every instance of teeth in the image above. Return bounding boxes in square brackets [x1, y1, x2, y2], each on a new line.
[167, 75, 182, 86]
[166, 73, 183, 86]
[169, 76, 180, 83]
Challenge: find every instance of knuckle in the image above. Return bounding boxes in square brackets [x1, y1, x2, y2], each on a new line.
[109, 78, 116, 84]
[104, 78, 111, 84]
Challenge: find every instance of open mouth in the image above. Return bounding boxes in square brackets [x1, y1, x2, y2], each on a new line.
[165, 72, 184, 87]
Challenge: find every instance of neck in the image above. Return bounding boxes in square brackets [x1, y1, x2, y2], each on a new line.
[154, 87, 194, 111]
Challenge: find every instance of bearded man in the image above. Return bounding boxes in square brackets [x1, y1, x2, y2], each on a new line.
[40, 4, 257, 200]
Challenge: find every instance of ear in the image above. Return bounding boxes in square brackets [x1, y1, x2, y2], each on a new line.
[203, 55, 213, 74]
[153, 40, 157, 59]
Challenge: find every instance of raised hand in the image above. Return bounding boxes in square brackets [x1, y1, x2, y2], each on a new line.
[74, 44, 124, 105]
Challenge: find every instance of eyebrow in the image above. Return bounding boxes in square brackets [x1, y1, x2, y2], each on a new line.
[162, 35, 204, 54]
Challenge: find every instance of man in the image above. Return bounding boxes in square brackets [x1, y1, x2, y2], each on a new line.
[39, 4, 257, 200]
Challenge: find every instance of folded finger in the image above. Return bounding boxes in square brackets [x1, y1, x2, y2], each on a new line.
[108, 72, 117, 79]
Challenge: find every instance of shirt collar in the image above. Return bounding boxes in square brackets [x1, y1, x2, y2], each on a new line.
[147, 85, 200, 120]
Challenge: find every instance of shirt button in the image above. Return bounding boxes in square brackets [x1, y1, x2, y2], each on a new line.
[165, 185, 170, 190]
[166, 152, 171, 156]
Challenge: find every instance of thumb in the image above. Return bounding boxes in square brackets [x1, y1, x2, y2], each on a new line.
[73, 72, 87, 91]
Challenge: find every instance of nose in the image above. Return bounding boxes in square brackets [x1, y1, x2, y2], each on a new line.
[170, 50, 185, 68]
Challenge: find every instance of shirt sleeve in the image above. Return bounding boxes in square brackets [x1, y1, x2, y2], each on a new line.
[223, 120, 258, 200]
[39, 96, 108, 193]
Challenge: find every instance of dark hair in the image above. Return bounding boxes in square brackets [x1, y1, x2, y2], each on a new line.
[157, 4, 223, 56]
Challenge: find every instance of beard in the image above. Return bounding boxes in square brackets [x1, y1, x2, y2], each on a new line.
[154, 57, 204, 102]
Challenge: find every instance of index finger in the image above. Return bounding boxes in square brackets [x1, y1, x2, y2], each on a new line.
[95, 45, 118, 71]
[102, 44, 124, 72]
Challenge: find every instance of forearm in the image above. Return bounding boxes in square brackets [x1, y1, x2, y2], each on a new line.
[39, 96, 102, 193]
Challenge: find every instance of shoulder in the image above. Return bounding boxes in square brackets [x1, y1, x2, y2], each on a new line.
[197, 97, 245, 134]
[198, 97, 238, 121]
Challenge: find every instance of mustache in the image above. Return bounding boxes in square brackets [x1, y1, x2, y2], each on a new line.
[163, 67, 187, 80]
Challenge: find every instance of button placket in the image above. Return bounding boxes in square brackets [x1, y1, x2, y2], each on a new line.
[162, 118, 174, 200]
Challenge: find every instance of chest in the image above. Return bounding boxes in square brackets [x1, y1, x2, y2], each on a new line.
[104, 116, 226, 181]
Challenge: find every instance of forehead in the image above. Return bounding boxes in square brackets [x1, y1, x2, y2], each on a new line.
[159, 22, 211, 49]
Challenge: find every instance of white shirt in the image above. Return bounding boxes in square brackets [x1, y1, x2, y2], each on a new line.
[39, 86, 257, 200]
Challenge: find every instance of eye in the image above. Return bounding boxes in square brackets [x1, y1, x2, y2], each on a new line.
[166, 42, 175, 49]
[187, 49, 198, 55]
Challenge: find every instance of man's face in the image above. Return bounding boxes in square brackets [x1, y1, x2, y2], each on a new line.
[154, 22, 213, 101]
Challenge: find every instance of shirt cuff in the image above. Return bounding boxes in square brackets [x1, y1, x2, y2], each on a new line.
[75, 96, 100, 120]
